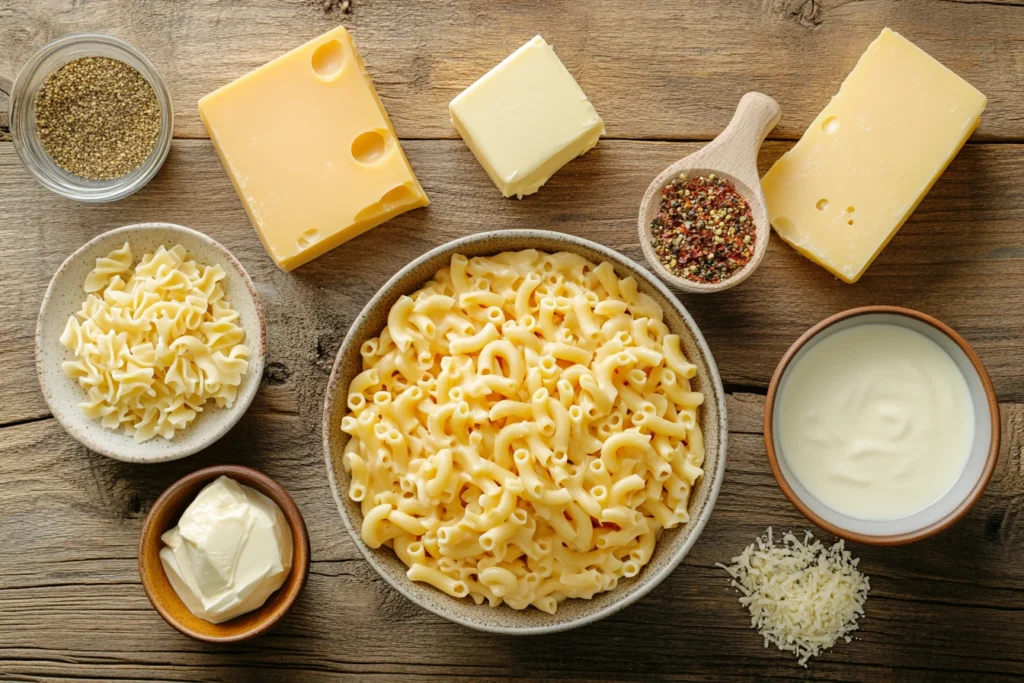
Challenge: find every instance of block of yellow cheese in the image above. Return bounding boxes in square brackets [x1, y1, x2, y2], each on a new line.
[199, 27, 428, 271]
[762, 28, 986, 283]
[450, 35, 604, 199]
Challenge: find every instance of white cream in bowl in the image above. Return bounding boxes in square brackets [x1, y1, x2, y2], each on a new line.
[776, 323, 973, 520]
[768, 308, 999, 543]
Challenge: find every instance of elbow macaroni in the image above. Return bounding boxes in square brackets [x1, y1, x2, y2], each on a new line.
[342, 251, 704, 613]
[60, 243, 250, 442]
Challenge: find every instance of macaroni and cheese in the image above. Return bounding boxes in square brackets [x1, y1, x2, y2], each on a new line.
[342, 250, 704, 613]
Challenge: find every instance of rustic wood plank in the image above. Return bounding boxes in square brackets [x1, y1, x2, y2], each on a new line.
[0, 401, 1020, 682]
[1, 0, 1021, 142]
[3, 138, 1024, 425]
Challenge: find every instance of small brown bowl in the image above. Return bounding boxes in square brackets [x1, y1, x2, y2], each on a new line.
[139, 465, 310, 642]
[764, 306, 999, 546]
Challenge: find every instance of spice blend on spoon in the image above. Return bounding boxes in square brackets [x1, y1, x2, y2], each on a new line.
[34, 56, 160, 181]
[650, 173, 756, 285]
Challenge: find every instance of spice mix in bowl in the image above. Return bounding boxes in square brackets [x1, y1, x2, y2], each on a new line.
[649, 173, 758, 286]
[637, 93, 779, 294]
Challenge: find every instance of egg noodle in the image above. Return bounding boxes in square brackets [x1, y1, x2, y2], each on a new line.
[60, 242, 250, 442]
[342, 250, 704, 613]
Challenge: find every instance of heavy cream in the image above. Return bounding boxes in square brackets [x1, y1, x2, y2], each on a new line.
[777, 323, 973, 520]
[160, 476, 293, 624]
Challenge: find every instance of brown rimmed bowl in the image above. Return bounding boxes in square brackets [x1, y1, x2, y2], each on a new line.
[138, 465, 310, 642]
[764, 306, 999, 546]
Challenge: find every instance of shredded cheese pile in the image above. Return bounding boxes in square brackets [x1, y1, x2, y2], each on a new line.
[716, 528, 870, 666]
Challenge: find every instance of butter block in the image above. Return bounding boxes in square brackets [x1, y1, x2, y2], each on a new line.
[199, 27, 428, 271]
[450, 35, 604, 199]
[762, 28, 986, 283]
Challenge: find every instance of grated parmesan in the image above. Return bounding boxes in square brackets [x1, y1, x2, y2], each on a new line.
[716, 528, 870, 667]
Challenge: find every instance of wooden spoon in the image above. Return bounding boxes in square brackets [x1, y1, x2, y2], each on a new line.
[638, 92, 781, 294]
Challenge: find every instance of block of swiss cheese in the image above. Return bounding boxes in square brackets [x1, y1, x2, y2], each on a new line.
[199, 27, 428, 271]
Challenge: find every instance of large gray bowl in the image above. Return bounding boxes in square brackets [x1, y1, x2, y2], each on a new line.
[321, 230, 727, 634]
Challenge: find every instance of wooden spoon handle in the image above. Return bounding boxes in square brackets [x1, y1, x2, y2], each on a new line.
[698, 92, 781, 191]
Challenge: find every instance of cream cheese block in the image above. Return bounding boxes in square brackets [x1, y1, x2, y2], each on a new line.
[160, 476, 293, 624]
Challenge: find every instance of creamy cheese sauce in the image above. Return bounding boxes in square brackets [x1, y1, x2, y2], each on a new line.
[777, 324, 974, 520]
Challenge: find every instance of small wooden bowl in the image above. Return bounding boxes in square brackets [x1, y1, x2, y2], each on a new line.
[764, 306, 1000, 545]
[638, 92, 780, 294]
[138, 465, 310, 642]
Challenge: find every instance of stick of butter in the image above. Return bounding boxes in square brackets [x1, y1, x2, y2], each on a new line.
[762, 28, 986, 283]
[199, 27, 428, 272]
[450, 35, 604, 199]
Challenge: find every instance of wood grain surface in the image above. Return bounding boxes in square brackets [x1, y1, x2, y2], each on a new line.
[1, 1, 1023, 682]
[2, 0, 1023, 142]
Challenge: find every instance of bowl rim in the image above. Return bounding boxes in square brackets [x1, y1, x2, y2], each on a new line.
[137, 464, 311, 643]
[321, 228, 728, 634]
[763, 305, 1000, 546]
[35, 222, 266, 462]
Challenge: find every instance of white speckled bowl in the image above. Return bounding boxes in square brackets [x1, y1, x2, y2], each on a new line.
[36, 223, 266, 463]
[322, 230, 728, 634]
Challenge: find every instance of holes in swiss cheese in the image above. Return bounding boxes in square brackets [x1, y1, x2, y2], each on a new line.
[297, 228, 321, 250]
[351, 130, 387, 164]
[311, 39, 346, 79]
[353, 184, 417, 223]
[380, 184, 414, 207]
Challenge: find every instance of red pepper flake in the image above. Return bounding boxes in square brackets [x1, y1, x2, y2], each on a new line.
[650, 173, 756, 285]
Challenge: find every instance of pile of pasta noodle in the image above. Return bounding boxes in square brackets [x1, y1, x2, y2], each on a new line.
[342, 250, 705, 613]
[60, 242, 250, 442]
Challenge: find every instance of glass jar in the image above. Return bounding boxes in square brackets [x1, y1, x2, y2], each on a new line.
[0, 34, 173, 203]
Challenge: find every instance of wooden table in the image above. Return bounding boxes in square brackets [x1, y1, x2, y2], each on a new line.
[2, 1, 1023, 681]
